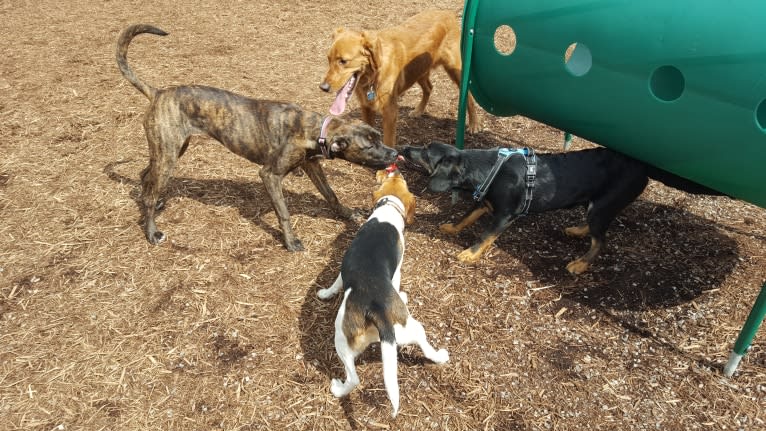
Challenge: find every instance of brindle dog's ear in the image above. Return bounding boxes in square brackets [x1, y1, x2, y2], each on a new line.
[429, 154, 464, 192]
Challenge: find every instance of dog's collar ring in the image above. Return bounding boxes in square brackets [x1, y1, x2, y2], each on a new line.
[317, 116, 334, 159]
[374, 196, 406, 219]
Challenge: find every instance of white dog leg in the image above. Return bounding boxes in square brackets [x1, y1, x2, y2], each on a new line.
[318, 273, 343, 299]
[330, 290, 365, 397]
[395, 317, 449, 364]
[330, 333, 361, 397]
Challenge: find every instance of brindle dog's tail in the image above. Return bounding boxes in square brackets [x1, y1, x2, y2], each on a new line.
[116, 24, 168, 101]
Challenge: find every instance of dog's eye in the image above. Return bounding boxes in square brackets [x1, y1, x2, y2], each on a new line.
[339, 58, 348, 65]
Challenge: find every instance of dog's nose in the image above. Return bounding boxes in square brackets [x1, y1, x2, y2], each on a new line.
[319, 82, 331, 92]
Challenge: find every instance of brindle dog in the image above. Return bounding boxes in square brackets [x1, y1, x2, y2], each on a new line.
[117, 24, 397, 251]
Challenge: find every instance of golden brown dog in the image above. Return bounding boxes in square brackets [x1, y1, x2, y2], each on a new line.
[319, 9, 481, 148]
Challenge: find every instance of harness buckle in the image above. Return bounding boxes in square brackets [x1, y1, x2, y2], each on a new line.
[526, 163, 537, 183]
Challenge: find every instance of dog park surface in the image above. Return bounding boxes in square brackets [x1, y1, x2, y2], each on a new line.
[1, 1, 765, 429]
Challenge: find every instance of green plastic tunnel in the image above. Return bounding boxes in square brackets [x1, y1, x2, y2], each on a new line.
[456, 0, 766, 208]
[454, 0, 766, 376]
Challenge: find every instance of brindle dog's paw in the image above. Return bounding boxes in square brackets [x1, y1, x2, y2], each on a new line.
[566, 259, 589, 274]
[439, 223, 459, 235]
[147, 230, 166, 245]
[285, 238, 305, 252]
[349, 209, 365, 223]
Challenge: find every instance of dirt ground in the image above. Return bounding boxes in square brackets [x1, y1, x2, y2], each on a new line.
[1, 1, 765, 430]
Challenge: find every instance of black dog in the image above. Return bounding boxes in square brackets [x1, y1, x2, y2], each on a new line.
[402, 141, 722, 274]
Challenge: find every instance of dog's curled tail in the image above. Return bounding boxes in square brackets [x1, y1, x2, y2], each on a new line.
[116, 24, 168, 101]
[368, 306, 400, 417]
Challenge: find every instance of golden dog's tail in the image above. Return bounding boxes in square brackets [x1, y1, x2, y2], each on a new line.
[116, 24, 168, 101]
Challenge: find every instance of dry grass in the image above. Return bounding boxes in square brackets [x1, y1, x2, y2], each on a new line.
[1, 1, 765, 430]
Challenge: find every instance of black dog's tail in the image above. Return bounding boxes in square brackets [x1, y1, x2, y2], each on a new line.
[646, 165, 728, 196]
[116, 24, 168, 101]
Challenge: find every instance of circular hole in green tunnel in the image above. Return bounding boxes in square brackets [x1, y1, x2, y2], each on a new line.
[649, 65, 685, 102]
[494, 25, 516, 56]
[756, 99, 766, 132]
[564, 43, 592, 77]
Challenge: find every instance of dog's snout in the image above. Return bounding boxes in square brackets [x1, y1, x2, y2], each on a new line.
[319, 82, 331, 92]
[387, 148, 398, 161]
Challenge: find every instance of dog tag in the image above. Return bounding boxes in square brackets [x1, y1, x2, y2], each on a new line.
[366, 88, 376, 101]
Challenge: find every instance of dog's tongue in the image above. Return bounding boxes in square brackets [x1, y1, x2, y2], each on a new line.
[329, 93, 347, 116]
[329, 76, 354, 116]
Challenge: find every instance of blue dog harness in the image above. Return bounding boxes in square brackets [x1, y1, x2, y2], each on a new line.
[472, 147, 537, 215]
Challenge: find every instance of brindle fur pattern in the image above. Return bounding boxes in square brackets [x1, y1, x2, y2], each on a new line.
[117, 24, 397, 250]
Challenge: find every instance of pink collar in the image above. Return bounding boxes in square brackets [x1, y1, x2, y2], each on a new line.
[317, 116, 334, 159]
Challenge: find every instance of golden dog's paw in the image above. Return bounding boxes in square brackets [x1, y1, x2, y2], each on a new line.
[468, 123, 481, 134]
[457, 248, 482, 263]
[409, 108, 425, 118]
[439, 223, 459, 235]
[566, 259, 590, 274]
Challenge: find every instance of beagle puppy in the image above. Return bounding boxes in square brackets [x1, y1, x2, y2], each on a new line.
[318, 166, 449, 417]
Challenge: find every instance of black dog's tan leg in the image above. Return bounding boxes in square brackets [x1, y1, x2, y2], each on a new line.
[259, 167, 303, 251]
[457, 233, 499, 263]
[411, 75, 432, 117]
[566, 237, 603, 275]
[440, 205, 489, 235]
[566, 175, 648, 274]
[457, 213, 512, 263]
[564, 224, 590, 238]
[302, 160, 353, 219]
